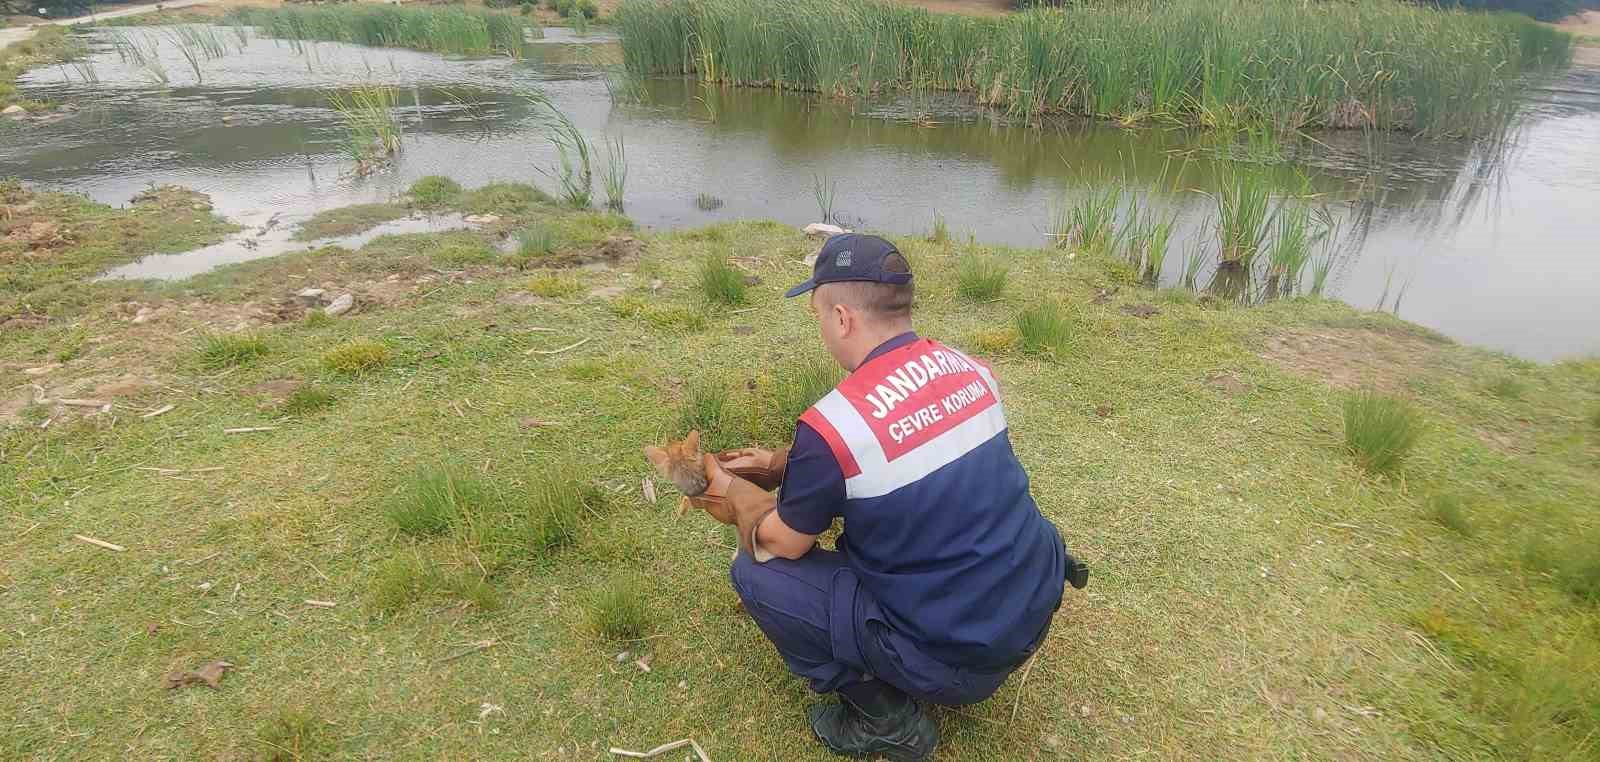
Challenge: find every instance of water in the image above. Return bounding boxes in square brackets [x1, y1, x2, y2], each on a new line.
[3, 26, 1598, 361]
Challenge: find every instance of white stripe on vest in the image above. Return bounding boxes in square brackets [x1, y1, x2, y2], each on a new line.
[811, 345, 1009, 500]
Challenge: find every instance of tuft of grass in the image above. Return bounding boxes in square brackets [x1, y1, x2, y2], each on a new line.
[302, 309, 334, 328]
[611, 297, 708, 332]
[1426, 493, 1474, 537]
[369, 552, 441, 614]
[322, 340, 391, 375]
[408, 176, 462, 208]
[695, 193, 724, 211]
[677, 380, 735, 449]
[769, 355, 845, 430]
[1524, 535, 1600, 604]
[281, 387, 336, 416]
[526, 273, 583, 298]
[1486, 375, 1527, 400]
[696, 255, 748, 306]
[387, 465, 481, 537]
[586, 574, 651, 642]
[256, 708, 326, 762]
[811, 172, 838, 224]
[929, 210, 949, 244]
[431, 242, 497, 268]
[969, 326, 1020, 355]
[197, 333, 268, 370]
[461, 182, 550, 217]
[955, 254, 1008, 301]
[1342, 389, 1424, 476]
[328, 86, 401, 167]
[1016, 301, 1073, 358]
[602, 134, 628, 211]
[516, 224, 559, 260]
[1591, 407, 1600, 431]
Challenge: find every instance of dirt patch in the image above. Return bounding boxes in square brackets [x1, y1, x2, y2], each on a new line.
[544, 236, 643, 268]
[245, 379, 303, 402]
[1259, 327, 1443, 392]
[1207, 372, 1251, 396]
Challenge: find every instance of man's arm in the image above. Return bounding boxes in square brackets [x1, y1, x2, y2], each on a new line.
[756, 511, 817, 560]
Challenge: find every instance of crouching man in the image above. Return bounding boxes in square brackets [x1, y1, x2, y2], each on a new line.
[691, 234, 1077, 761]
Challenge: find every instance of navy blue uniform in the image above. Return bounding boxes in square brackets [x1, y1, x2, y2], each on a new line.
[730, 332, 1065, 705]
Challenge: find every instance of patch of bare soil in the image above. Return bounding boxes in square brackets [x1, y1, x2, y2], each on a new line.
[544, 235, 643, 268]
[1259, 327, 1444, 393]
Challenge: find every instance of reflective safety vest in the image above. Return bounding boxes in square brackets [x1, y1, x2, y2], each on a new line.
[799, 337, 1063, 666]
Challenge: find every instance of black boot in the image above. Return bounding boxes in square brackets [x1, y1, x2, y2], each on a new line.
[808, 681, 938, 762]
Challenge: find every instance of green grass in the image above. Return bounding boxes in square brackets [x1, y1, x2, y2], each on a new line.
[408, 175, 462, 208]
[602, 134, 628, 212]
[516, 224, 559, 261]
[281, 386, 337, 416]
[615, 0, 1572, 136]
[1343, 389, 1425, 476]
[1427, 493, 1475, 536]
[5, 198, 1600, 760]
[197, 333, 268, 370]
[255, 708, 328, 762]
[695, 193, 725, 211]
[322, 340, 391, 375]
[225, 5, 529, 57]
[292, 203, 410, 241]
[766, 354, 845, 435]
[2, 26, 83, 110]
[696, 255, 748, 306]
[955, 254, 1008, 301]
[586, 574, 652, 642]
[526, 273, 582, 298]
[1486, 374, 1528, 400]
[387, 465, 478, 536]
[1015, 301, 1073, 358]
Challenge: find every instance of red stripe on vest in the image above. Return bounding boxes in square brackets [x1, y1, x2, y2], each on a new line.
[835, 339, 997, 462]
[800, 406, 862, 479]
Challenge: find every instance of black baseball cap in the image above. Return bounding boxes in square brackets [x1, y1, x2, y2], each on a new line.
[785, 234, 913, 298]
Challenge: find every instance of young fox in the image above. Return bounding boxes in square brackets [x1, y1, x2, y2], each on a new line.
[644, 430, 709, 515]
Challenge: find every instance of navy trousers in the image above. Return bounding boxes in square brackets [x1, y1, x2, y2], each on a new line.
[729, 546, 1046, 706]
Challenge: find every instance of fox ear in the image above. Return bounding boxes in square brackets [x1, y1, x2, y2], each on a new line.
[684, 430, 701, 451]
[643, 445, 670, 470]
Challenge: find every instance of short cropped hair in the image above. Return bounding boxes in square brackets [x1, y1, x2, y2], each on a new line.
[816, 252, 914, 320]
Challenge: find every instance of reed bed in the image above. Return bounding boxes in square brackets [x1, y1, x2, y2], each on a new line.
[329, 86, 403, 168]
[616, 0, 1572, 136]
[225, 5, 528, 57]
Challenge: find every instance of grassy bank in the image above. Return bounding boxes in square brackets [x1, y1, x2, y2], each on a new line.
[224, 4, 529, 57]
[1, 25, 81, 110]
[3, 182, 1599, 758]
[617, 0, 1573, 135]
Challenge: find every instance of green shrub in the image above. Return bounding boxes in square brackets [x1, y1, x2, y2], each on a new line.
[1426, 493, 1474, 537]
[696, 254, 748, 306]
[408, 175, 462, 207]
[281, 386, 336, 416]
[322, 340, 391, 375]
[197, 333, 268, 370]
[587, 575, 651, 641]
[1343, 390, 1424, 475]
[955, 254, 1008, 301]
[1016, 302, 1072, 358]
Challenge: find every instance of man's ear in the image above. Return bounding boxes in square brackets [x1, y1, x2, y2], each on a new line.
[832, 301, 853, 338]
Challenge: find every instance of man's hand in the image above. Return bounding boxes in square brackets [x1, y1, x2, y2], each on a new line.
[687, 454, 779, 561]
[715, 446, 790, 491]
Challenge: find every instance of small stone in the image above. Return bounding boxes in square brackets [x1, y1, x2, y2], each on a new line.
[802, 222, 847, 238]
[324, 293, 354, 316]
[677, 680, 687, 690]
[131, 307, 157, 324]
[1314, 706, 1329, 723]
[294, 287, 327, 307]
[614, 651, 630, 663]
[464, 213, 501, 225]
[648, 279, 663, 292]
[2, 104, 26, 117]
[1079, 704, 1092, 718]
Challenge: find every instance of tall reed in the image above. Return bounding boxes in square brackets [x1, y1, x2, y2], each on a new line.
[602, 134, 628, 211]
[615, 0, 1572, 136]
[226, 5, 528, 57]
[328, 86, 403, 167]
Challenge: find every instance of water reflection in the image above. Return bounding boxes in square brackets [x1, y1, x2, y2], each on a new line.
[1, 26, 1596, 360]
